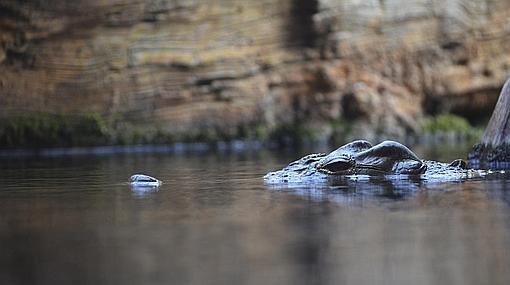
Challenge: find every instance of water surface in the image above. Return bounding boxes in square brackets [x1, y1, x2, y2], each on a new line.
[1, 144, 510, 285]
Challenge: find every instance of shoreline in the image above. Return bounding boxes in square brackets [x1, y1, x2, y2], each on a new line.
[0, 133, 477, 158]
[0, 140, 268, 158]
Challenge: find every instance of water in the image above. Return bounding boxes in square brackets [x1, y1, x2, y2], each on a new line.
[1, 144, 510, 285]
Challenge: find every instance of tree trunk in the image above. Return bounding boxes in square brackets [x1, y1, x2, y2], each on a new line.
[469, 77, 510, 167]
[481, 77, 510, 145]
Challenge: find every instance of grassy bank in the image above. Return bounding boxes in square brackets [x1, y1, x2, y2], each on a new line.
[421, 114, 484, 142]
[0, 112, 484, 149]
[0, 113, 109, 148]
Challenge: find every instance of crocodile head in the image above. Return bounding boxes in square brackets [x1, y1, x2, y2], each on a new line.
[353, 141, 427, 175]
[264, 140, 474, 185]
[317, 140, 427, 175]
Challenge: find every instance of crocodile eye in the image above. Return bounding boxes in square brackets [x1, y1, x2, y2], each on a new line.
[318, 157, 354, 174]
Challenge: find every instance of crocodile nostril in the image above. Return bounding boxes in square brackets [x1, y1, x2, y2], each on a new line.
[449, 159, 467, 169]
[417, 161, 427, 174]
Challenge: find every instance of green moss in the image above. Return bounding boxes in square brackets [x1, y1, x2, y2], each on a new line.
[422, 114, 483, 139]
[0, 112, 109, 148]
[235, 124, 270, 141]
[110, 123, 178, 145]
[329, 119, 352, 144]
[68, 113, 109, 145]
[267, 123, 319, 145]
[0, 113, 350, 148]
[252, 125, 270, 141]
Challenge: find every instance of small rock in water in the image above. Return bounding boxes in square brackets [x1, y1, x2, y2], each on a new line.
[130, 174, 161, 187]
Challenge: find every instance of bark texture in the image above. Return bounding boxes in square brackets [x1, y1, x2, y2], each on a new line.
[469, 77, 510, 166]
[481, 78, 510, 146]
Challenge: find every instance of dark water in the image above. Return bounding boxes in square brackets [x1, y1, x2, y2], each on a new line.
[1, 144, 510, 285]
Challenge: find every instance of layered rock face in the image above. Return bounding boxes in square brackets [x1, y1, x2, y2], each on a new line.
[1, 0, 509, 144]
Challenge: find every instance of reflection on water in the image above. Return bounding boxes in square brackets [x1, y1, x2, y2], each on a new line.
[266, 176, 423, 204]
[1, 146, 510, 285]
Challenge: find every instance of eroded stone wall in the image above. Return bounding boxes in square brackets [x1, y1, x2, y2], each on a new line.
[1, 0, 509, 143]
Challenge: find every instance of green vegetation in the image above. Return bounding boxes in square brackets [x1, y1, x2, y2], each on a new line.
[267, 123, 320, 145]
[0, 113, 109, 148]
[329, 118, 353, 144]
[226, 123, 321, 145]
[422, 114, 483, 140]
[0, 112, 281, 148]
[0, 112, 485, 149]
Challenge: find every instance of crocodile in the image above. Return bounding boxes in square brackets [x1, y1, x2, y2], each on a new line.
[264, 140, 484, 184]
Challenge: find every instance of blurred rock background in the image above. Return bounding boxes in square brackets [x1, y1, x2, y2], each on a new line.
[1, 0, 509, 147]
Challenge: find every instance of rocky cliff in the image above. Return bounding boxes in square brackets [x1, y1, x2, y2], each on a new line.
[1, 0, 509, 146]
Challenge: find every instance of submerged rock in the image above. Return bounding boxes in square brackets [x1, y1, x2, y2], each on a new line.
[130, 174, 161, 187]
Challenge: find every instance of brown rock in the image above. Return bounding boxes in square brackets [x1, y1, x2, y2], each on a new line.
[0, 0, 509, 144]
